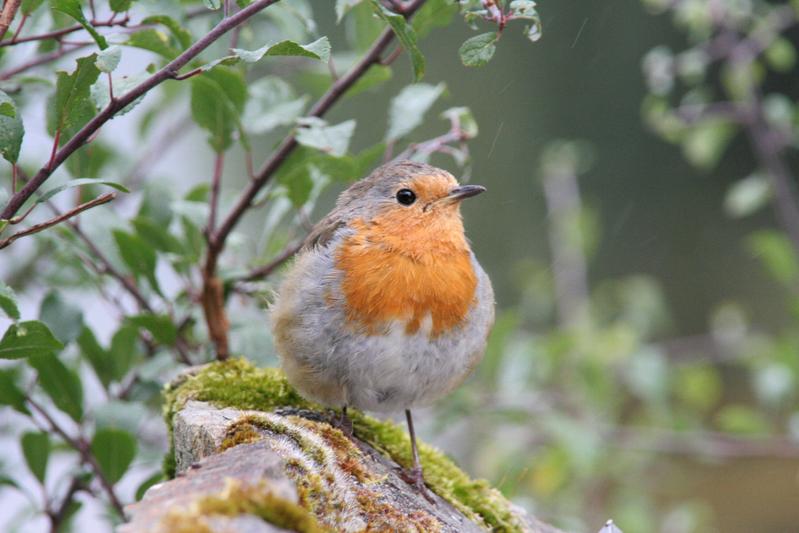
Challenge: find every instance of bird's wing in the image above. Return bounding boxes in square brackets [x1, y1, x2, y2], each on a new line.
[303, 211, 347, 250]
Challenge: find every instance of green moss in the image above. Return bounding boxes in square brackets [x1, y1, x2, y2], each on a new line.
[161, 478, 325, 533]
[163, 358, 526, 532]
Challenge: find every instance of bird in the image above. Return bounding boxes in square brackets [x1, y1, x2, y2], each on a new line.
[270, 160, 495, 499]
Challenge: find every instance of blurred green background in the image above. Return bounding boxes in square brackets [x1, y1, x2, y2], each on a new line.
[2, 1, 798, 531]
[333, 2, 799, 532]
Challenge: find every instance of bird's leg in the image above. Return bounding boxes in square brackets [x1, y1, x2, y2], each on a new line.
[401, 409, 435, 503]
[333, 404, 354, 437]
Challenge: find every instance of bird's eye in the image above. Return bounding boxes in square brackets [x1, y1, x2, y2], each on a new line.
[396, 188, 416, 206]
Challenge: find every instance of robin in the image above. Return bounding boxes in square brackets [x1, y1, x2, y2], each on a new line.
[271, 160, 495, 499]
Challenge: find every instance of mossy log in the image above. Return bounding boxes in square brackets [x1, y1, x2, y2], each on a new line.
[121, 359, 565, 533]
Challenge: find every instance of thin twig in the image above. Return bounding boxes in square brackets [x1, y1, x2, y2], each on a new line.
[47, 475, 87, 533]
[0, 193, 116, 249]
[0, 16, 130, 47]
[0, 44, 88, 81]
[238, 240, 303, 282]
[26, 396, 126, 518]
[0, 0, 282, 222]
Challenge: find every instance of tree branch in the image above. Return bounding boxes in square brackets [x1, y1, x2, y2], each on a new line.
[0, 0, 281, 222]
[209, 0, 428, 258]
[0, 192, 116, 249]
[0, 0, 21, 39]
[199, 0, 428, 359]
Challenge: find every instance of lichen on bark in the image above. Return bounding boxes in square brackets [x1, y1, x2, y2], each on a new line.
[162, 358, 533, 532]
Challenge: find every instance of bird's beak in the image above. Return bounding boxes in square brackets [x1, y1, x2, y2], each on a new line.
[447, 185, 486, 201]
[427, 184, 486, 210]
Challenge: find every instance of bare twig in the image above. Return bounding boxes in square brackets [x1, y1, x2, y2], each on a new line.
[0, 0, 282, 222]
[0, 15, 130, 47]
[47, 475, 87, 533]
[238, 240, 303, 282]
[0, 0, 21, 39]
[0, 44, 88, 81]
[26, 396, 126, 518]
[0, 193, 116, 249]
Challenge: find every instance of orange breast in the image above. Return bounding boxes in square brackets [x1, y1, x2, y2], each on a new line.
[334, 216, 477, 337]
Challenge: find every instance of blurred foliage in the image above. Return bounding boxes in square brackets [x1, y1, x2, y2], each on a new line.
[427, 1, 799, 532]
[0, 0, 798, 532]
[0, 0, 544, 531]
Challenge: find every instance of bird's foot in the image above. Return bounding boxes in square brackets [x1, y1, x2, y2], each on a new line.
[397, 465, 436, 504]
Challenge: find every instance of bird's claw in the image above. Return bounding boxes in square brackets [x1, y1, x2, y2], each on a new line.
[397, 465, 436, 504]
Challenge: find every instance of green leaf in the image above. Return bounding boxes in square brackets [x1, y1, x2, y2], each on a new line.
[50, 0, 108, 49]
[135, 471, 163, 501]
[682, 119, 735, 170]
[348, 65, 392, 96]
[141, 15, 192, 50]
[108, 325, 138, 382]
[28, 352, 83, 421]
[91, 428, 137, 484]
[0, 91, 25, 165]
[336, 0, 362, 22]
[243, 77, 308, 135]
[47, 55, 101, 144]
[459, 32, 498, 67]
[724, 174, 771, 218]
[95, 46, 121, 73]
[202, 37, 332, 72]
[90, 72, 148, 116]
[127, 314, 177, 346]
[765, 37, 796, 73]
[203, 0, 221, 9]
[509, 0, 542, 42]
[441, 106, 478, 138]
[235, 37, 331, 62]
[295, 117, 356, 157]
[747, 230, 799, 285]
[386, 82, 445, 141]
[110, 0, 134, 12]
[36, 178, 129, 205]
[0, 282, 20, 320]
[0, 369, 30, 414]
[412, 0, 458, 39]
[21, 0, 46, 16]
[21, 432, 50, 483]
[0, 90, 23, 164]
[371, 1, 425, 81]
[0, 321, 63, 359]
[39, 291, 83, 344]
[131, 216, 183, 254]
[112, 230, 160, 294]
[77, 327, 114, 387]
[190, 67, 248, 152]
[125, 29, 181, 60]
